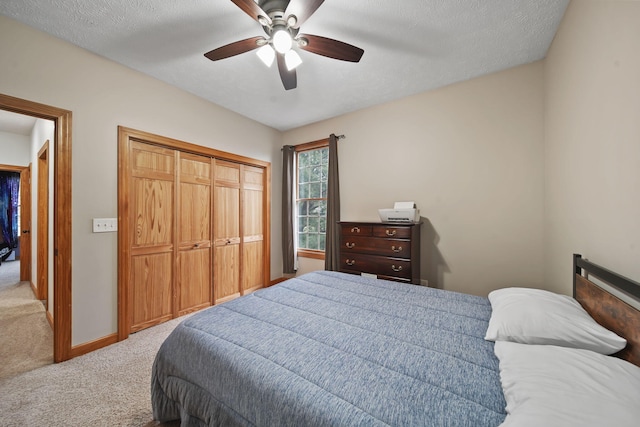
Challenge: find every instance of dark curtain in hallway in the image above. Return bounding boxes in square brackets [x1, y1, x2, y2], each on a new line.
[0, 171, 20, 259]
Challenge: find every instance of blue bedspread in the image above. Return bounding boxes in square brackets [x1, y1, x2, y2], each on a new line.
[151, 271, 506, 426]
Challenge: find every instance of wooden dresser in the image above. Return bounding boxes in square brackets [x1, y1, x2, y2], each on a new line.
[338, 221, 421, 284]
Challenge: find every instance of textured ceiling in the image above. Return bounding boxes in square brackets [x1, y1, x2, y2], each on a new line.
[0, 0, 569, 131]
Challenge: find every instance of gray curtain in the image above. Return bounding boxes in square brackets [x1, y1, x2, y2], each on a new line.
[324, 134, 341, 271]
[282, 145, 297, 274]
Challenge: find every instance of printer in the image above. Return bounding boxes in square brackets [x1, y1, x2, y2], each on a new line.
[378, 201, 420, 223]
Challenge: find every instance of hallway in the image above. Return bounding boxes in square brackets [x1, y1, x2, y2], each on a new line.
[0, 260, 53, 379]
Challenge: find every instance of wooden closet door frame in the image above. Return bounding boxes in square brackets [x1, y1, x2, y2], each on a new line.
[117, 126, 271, 340]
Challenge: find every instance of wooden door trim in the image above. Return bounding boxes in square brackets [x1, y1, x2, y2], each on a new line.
[0, 93, 73, 363]
[20, 165, 32, 284]
[118, 126, 271, 340]
[37, 141, 49, 302]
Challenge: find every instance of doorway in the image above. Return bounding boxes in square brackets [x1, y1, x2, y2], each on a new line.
[0, 93, 72, 363]
[37, 141, 49, 303]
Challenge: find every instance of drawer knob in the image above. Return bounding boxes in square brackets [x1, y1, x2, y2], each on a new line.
[385, 229, 397, 236]
[391, 265, 403, 272]
[345, 242, 355, 249]
[351, 226, 360, 233]
[391, 245, 402, 253]
[346, 259, 355, 266]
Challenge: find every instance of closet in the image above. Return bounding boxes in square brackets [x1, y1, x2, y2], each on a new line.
[213, 160, 266, 303]
[118, 127, 270, 337]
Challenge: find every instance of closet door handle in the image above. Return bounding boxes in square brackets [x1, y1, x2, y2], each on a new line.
[22, 229, 30, 234]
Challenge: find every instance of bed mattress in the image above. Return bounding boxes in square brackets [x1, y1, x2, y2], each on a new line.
[151, 271, 506, 426]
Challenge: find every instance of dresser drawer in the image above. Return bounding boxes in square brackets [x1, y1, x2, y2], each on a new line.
[339, 254, 413, 281]
[341, 236, 411, 258]
[338, 221, 421, 285]
[340, 223, 373, 237]
[371, 225, 412, 239]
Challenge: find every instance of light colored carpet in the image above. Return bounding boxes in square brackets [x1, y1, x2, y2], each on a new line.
[0, 259, 20, 290]
[0, 281, 54, 379]
[0, 316, 185, 426]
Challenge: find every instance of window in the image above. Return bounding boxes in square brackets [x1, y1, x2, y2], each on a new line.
[296, 140, 329, 259]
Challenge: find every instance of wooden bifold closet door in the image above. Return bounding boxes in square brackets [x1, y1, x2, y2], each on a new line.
[177, 153, 213, 316]
[128, 142, 213, 332]
[213, 160, 265, 304]
[120, 130, 270, 337]
[129, 141, 175, 332]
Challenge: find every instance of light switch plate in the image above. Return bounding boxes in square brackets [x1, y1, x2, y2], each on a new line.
[93, 218, 117, 233]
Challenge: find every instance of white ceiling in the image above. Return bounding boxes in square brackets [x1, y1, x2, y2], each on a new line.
[0, 0, 569, 131]
[0, 110, 37, 136]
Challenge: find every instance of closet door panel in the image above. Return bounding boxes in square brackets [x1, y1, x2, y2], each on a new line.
[129, 141, 175, 331]
[214, 244, 240, 302]
[213, 187, 240, 245]
[178, 153, 213, 314]
[178, 247, 211, 315]
[131, 251, 173, 332]
[133, 179, 173, 247]
[242, 241, 263, 293]
[242, 165, 265, 292]
[213, 160, 241, 303]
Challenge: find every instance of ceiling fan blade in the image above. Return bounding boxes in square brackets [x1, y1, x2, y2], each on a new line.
[298, 34, 364, 62]
[276, 53, 297, 90]
[230, 0, 271, 25]
[284, 0, 325, 29]
[204, 36, 266, 61]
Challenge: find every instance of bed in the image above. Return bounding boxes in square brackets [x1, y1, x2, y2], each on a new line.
[151, 254, 640, 426]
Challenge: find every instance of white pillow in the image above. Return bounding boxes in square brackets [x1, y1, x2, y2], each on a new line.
[485, 287, 626, 354]
[495, 341, 640, 427]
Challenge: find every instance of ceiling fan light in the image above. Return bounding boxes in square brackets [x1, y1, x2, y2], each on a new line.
[273, 29, 292, 54]
[256, 45, 275, 67]
[285, 50, 302, 71]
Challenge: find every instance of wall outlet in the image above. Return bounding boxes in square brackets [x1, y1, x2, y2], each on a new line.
[93, 218, 117, 233]
[420, 279, 429, 287]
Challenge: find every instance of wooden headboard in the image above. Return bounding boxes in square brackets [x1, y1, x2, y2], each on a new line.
[573, 254, 640, 367]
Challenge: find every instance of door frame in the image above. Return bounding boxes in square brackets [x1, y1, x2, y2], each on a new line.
[0, 93, 73, 363]
[37, 141, 50, 302]
[117, 126, 271, 340]
[20, 165, 32, 284]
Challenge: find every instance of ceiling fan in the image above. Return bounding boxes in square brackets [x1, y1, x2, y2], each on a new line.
[204, 0, 364, 90]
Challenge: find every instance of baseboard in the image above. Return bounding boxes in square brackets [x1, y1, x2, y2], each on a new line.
[70, 333, 118, 358]
[30, 281, 37, 296]
[46, 310, 53, 330]
[270, 277, 289, 286]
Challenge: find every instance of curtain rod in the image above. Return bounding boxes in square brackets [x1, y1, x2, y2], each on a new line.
[281, 134, 346, 150]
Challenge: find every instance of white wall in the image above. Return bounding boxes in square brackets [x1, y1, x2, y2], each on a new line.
[0, 15, 283, 346]
[0, 131, 30, 166]
[283, 63, 546, 296]
[544, 0, 640, 296]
